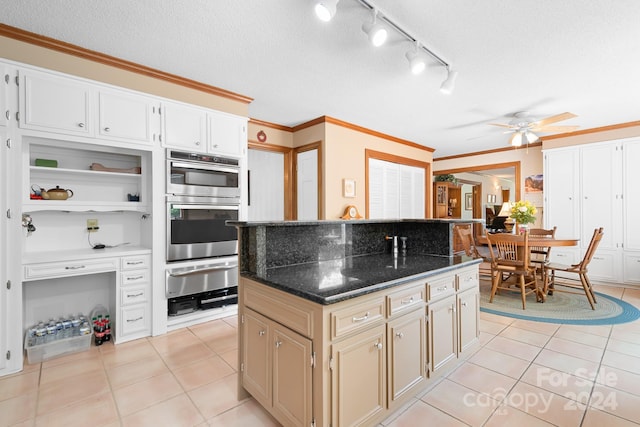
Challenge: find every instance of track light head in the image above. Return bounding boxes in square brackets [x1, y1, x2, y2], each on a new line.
[362, 9, 387, 47]
[405, 43, 426, 75]
[314, 0, 339, 22]
[440, 68, 458, 94]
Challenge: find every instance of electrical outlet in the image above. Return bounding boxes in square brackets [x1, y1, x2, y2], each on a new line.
[87, 219, 99, 232]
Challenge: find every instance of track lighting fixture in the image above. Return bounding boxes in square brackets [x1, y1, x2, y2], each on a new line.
[315, 0, 456, 94]
[362, 9, 388, 47]
[405, 42, 426, 75]
[314, 0, 339, 22]
[439, 68, 458, 95]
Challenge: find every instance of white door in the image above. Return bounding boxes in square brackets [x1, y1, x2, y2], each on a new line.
[248, 149, 284, 221]
[623, 140, 640, 251]
[297, 149, 318, 220]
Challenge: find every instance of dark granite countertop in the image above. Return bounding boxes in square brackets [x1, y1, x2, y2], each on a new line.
[229, 218, 482, 227]
[242, 253, 481, 305]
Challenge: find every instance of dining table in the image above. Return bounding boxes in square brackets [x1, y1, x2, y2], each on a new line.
[527, 235, 579, 300]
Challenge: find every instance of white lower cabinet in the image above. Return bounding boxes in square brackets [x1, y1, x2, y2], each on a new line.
[623, 253, 640, 284]
[239, 264, 479, 427]
[117, 254, 151, 343]
[242, 307, 313, 427]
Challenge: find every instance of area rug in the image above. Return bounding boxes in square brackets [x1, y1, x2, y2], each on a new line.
[479, 282, 640, 325]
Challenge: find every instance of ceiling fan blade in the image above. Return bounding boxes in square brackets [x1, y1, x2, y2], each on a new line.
[488, 123, 514, 129]
[532, 112, 577, 127]
[530, 125, 580, 133]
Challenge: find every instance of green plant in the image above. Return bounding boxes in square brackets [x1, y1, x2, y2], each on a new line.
[434, 174, 458, 185]
[510, 200, 537, 224]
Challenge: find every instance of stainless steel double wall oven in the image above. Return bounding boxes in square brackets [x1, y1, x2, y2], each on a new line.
[165, 150, 240, 316]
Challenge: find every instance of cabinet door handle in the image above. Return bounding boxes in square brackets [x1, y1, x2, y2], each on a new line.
[275, 340, 282, 348]
[395, 332, 404, 339]
[258, 330, 265, 336]
[127, 292, 144, 298]
[126, 316, 143, 323]
[436, 286, 448, 292]
[104, 127, 110, 132]
[195, 141, 201, 146]
[126, 261, 144, 266]
[374, 342, 383, 350]
[78, 122, 85, 128]
[65, 265, 86, 270]
[352, 312, 370, 322]
[461, 302, 468, 307]
[401, 297, 414, 305]
[126, 275, 144, 281]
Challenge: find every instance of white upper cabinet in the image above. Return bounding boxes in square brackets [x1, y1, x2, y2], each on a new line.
[98, 90, 154, 145]
[209, 110, 246, 157]
[0, 67, 8, 127]
[162, 101, 246, 157]
[19, 69, 93, 137]
[161, 102, 208, 153]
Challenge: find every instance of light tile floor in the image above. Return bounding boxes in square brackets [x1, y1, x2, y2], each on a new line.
[1, 284, 640, 426]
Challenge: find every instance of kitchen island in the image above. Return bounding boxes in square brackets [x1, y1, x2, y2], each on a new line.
[229, 219, 481, 427]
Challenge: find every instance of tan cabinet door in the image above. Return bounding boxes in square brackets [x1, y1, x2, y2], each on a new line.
[331, 324, 386, 427]
[457, 288, 480, 357]
[272, 324, 313, 427]
[428, 295, 457, 374]
[242, 309, 272, 404]
[387, 308, 426, 404]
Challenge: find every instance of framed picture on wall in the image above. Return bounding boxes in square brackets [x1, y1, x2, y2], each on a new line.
[343, 179, 356, 198]
[465, 193, 473, 210]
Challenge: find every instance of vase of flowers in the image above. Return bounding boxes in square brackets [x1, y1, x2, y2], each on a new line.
[509, 200, 537, 233]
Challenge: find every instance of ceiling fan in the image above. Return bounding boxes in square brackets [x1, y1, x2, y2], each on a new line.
[489, 111, 579, 147]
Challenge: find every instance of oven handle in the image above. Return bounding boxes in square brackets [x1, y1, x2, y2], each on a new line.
[170, 161, 239, 175]
[168, 264, 238, 277]
[171, 205, 239, 210]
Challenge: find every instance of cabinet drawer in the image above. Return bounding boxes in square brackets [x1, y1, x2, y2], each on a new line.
[387, 286, 424, 317]
[426, 275, 456, 303]
[331, 297, 385, 340]
[120, 269, 149, 285]
[121, 254, 150, 271]
[120, 284, 149, 306]
[457, 268, 479, 292]
[24, 257, 118, 281]
[119, 305, 150, 337]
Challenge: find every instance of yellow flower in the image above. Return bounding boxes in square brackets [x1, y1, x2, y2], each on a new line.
[510, 200, 537, 224]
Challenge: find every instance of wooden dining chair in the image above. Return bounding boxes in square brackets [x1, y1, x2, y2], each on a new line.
[455, 225, 492, 278]
[543, 227, 604, 310]
[486, 231, 542, 309]
[528, 226, 557, 279]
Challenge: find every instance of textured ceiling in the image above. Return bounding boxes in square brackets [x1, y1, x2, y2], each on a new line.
[1, 0, 639, 157]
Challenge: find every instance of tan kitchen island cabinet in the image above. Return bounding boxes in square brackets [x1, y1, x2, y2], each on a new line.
[238, 263, 478, 427]
[242, 307, 313, 427]
[427, 268, 480, 377]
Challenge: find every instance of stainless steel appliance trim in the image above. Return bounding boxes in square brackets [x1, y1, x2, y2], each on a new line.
[168, 263, 238, 277]
[170, 161, 239, 175]
[171, 204, 239, 211]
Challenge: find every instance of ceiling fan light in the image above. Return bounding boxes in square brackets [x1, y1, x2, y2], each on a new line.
[314, 0, 339, 22]
[525, 131, 538, 143]
[362, 10, 388, 47]
[440, 69, 458, 94]
[406, 50, 426, 75]
[511, 132, 523, 147]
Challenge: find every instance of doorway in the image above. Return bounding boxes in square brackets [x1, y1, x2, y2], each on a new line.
[293, 141, 322, 220]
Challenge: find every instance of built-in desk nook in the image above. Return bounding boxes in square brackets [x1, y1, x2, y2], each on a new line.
[230, 219, 482, 427]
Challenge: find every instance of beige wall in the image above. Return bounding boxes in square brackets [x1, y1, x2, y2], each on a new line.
[247, 121, 294, 147]
[0, 35, 249, 116]
[323, 122, 432, 219]
[542, 124, 640, 149]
